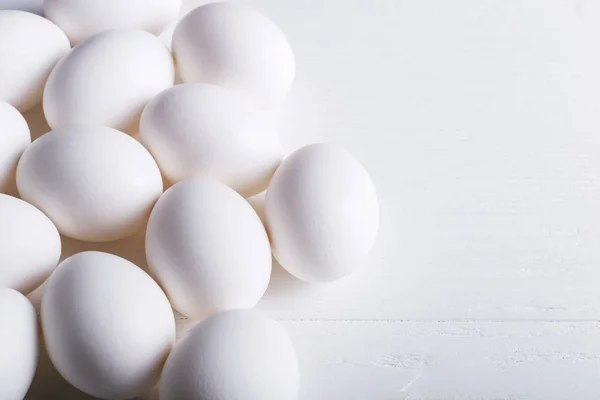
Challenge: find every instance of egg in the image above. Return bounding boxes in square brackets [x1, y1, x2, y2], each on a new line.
[17, 126, 163, 242]
[0, 289, 38, 400]
[44, 0, 182, 46]
[146, 179, 272, 320]
[42, 251, 176, 399]
[43, 29, 174, 134]
[0, 194, 61, 294]
[0, 10, 70, 112]
[265, 143, 379, 282]
[140, 83, 283, 197]
[159, 309, 299, 400]
[172, 2, 295, 107]
[0, 103, 30, 195]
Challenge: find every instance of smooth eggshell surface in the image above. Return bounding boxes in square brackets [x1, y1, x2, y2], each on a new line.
[146, 179, 272, 320]
[265, 143, 379, 282]
[159, 309, 299, 400]
[0, 289, 38, 400]
[43, 29, 174, 134]
[0, 194, 61, 294]
[172, 2, 295, 107]
[42, 251, 176, 400]
[0, 10, 70, 112]
[17, 126, 163, 242]
[44, 0, 182, 45]
[140, 83, 283, 197]
[0, 102, 30, 195]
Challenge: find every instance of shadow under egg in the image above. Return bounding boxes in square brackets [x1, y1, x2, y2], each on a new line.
[22, 104, 50, 141]
[59, 226, 150, 273]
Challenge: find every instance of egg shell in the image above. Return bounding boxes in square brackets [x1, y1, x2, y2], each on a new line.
[146, 179, 272, 320]
[140, 83, 283, 197]
[17, 126, 163, 242]
[44, 0, 181, 45]
[0, 194, 61, 294]
[0, 103, 30, 195]
[159, 309, 299, 400]
[43, 29, 174, 134]
[172, 2, 295, 107]
[42, 251, 176, 400]
[265, 143, 379, 282]
[0, 289, 38, 400]
[0, 10, 70, 112]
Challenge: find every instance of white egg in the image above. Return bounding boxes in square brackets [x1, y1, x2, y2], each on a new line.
[0, 10, 70, 112]
[160, 309, 299, 400]
[140, 83, 283, 197]
[42, 251, 176, 400]
[43, 29, 174, 134]
[17, 126, 163, 242]
[146, 179, 272, 320]
[0, 194, 61, 294]
[44, 0, 181, 45]
[265, 143, 379, 282]
[172, 2, 295, 107]
[0, 289, 38, 400]
[0, 103, 30, 195]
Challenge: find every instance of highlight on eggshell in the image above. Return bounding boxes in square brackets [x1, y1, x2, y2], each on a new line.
[265, 143, 380, 283]
[0, 288, 38, 400]
[146, 178, 272, 320]
[140, 83, 283, 197]
[42, 251, 176, 400]
[43, 29, 175, 135]
[44, 0, 182, 45]
[159, 309, 300, 400]
[0, 194, 61, 295]
[0, 10, 70, 112]
[0, 102, 30, 196]
[16, 125, 163, 242]
[172, 2, 295, 107]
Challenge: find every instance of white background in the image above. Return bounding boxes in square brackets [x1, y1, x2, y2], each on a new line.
[10, 0, 600, 398]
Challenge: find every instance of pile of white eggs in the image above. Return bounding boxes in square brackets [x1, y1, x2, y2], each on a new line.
[0, 1, 379, 399]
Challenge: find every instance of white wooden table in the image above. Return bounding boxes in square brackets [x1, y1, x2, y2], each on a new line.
[15, 0, 600, 398]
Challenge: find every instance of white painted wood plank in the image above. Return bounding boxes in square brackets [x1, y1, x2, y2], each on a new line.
[26, 320, 600, 399]
[286, 320, 600, 399]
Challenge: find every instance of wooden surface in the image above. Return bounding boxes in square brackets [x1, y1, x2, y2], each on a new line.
[18, 0, 600, 398]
